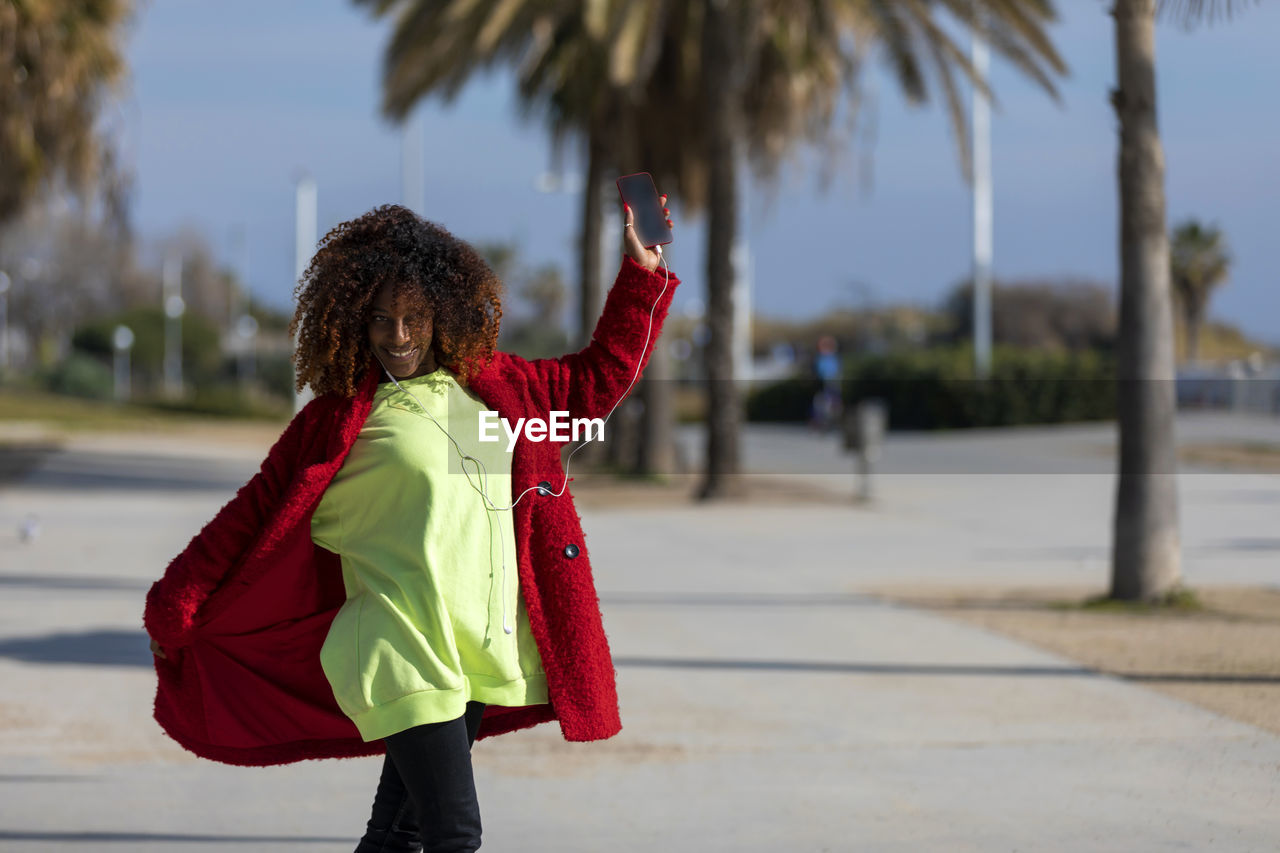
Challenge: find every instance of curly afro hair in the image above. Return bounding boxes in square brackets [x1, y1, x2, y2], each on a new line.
[290, 205, 503, 397]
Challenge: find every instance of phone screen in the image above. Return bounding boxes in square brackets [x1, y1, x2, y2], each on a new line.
[616, 172, 673, 249]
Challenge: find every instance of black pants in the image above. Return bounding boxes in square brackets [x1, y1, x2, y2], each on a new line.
[355, 701, 487, 853]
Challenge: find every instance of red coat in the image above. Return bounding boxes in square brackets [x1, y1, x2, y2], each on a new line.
[143, 256, 679, 766]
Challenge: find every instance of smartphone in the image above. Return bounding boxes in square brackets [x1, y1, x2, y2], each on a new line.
[616, 172, 673, 249]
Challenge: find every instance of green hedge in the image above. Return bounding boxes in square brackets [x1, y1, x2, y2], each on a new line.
[72, 308, 223, 386]
[747, 345, 1116, 429]
[40, 353, 115, 400]
[745, 376, 822, 422]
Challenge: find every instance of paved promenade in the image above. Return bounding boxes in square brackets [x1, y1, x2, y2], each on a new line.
[1, 414, 1277, 851]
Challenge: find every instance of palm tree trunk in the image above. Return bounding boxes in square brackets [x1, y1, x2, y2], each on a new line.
[638, 249, 676, 476]
[577, 128, 608, 348]
[1109, 0, 1181, 601]
[1185, 303, 1202, 364]
[698, 0, 744, 499]
[574, 126, 613, 470]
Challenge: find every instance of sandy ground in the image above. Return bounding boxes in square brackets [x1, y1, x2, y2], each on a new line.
[1180, 441, 1280, 472]
[861, 583, 1280, 737]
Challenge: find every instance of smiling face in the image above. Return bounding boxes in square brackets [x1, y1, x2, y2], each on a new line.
[368, 280, 438, 380]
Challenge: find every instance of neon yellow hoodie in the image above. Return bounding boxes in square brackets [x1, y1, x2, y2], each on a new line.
[311, 368, 548, 741]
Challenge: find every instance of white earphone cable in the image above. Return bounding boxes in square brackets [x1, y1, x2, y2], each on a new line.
[374, 252, 670, 637]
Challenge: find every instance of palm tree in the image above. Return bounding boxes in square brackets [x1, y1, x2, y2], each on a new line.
[1169, 219, 1230, 364]
[1107, 0, 1255, 602]
[351, 0, 832, 485]
[353, 0, 1067, 497]
[690, 0, 1066, 497]
[0, 0, 132, 227]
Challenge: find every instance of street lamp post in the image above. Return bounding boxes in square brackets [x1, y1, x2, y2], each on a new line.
[0, 270, 9, 373]
[163, 252, 184, 399]
[294, 174, 318, 412]
[971, 13, 994, 380]
[235, 313, 258, 385]
[228, 223, 257, 391]
[402, 112, 425, 215]
[113, 325, 134, 401]
[732, 165, 753, 388]
[533, 169, 585, 340]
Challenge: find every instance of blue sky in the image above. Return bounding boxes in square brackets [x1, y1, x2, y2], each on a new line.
[117, 1, 1280, 345]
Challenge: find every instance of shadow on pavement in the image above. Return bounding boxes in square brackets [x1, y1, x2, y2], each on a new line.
[0, 830, 349, 845]
[0, 443, 61, 484]
[15, 449, 254, 493]
[1123, 672, 1280, 684]
[8, 628, 1275, 686]
[1206, 488, 1280, 505]
[0, 573, 149, 592]
[615, 655, 1099, 678]
[0, 629, 152, 668]
[601, 592, 880, 608]
[615, 656, 1280, 684]
[1201, 537, 1280, 552]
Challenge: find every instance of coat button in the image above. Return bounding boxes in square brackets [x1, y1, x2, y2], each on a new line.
[563, 543, 580, 559]
[537, 481, 552, 497]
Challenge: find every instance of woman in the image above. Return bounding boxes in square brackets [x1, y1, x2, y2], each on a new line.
[144, 197, 677, 852]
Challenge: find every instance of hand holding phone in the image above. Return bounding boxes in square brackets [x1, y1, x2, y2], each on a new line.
[617, 172, 673, 250]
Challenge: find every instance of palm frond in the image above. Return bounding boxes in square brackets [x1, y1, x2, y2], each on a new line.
[1156, 0, 1262, 30]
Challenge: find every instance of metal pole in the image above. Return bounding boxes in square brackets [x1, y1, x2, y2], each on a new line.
[295, 174, 318, 412]
[113, 325, 134, 402]
[295, 175, 317, 286]
[0, 270, 9, 373]
[228, 224, 245, 332]
[402, 112, 425, 215]
[229, 223, 255, 388]
[602, 191, 620, 288]
[728, 136, 754, 392]
[732, 160, 752, 388]
[163, 252, 184, 399]
[971, 12, 993, 380]
[236, 315, 258, 385]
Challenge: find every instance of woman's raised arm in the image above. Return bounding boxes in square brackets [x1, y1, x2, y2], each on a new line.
[527, 195, 679, 422]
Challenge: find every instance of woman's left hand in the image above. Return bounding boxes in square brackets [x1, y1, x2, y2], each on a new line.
[623, 193, 672, 274]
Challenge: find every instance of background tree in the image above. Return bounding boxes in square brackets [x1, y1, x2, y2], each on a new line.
[0, 195, 133, 366]
[150, 227, 244, 332]
[475, 240, 571, 360]
[942, 277, 1115, 353]
[71, 305, 222, 393]
[1108, 0, 1256, 603]
[1169, 219, 1230, 364]
[0, 0, 132, 227]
